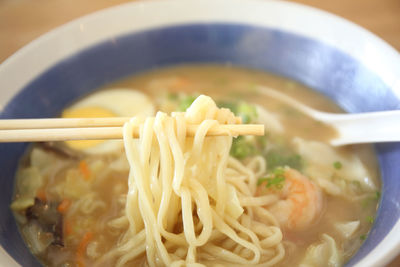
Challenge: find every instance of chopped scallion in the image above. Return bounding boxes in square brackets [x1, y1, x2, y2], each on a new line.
[217, 101, 237, 114]
[237, 102, 258, 124]
[362, 191, 382, 208]
[257, 167, 286, 190]
[266, 176, 285, 188]
[265, 150, 302, 171]
[230, 136, 256, 159]
[257, 177, 268, 186]
[178, 96, 197, 111]
[217, 101, 258, 124]
[366, 216, 375, 224]
[333, 161, 342, 170]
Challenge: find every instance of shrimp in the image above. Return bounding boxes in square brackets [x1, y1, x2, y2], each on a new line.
[257, 168, 323, 231]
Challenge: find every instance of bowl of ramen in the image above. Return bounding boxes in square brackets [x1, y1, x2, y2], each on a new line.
[1, 0, 400, 266]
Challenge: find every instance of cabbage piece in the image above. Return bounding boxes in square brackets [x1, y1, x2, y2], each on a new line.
[30, 148, 57, 174]
[87, 241, 101, 259]
[13, 212, 28, 224]
[109, 155, 130, 172]
[255, 104, 284, 134]
[334, 221, 360, 239]
[22, 221, 54, 255]
[226, 184, 244, 219]
[10, 197, 35, 211]
[88, 159, 107, 179]
[293, 138, 376, 197]
[300, 234, 342, 267]
[61, 169, 91, 199]
[16, 167, 44, 198]
[11, 166, 44, 211]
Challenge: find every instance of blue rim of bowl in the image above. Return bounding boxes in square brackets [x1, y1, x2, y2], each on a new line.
[0, 23, 399, 266]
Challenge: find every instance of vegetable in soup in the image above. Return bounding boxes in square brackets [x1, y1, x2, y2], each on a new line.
[11, 65, 380, 266]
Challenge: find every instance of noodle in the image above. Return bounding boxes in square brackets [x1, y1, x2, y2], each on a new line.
[97, 95, 284, 266]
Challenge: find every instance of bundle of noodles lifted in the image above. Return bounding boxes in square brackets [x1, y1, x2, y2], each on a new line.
[99, 95, 293, 266]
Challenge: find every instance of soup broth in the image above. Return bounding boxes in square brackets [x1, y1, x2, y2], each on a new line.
[11, 65, 380, 266]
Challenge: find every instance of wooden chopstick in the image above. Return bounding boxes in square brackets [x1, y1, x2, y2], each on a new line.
[0, 116, 243, 130]
[0, 117, 132, 130]
[0, 123, 264, 143]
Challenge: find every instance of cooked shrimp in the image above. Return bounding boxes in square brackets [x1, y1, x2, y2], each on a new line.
[257, 168, 323, 231]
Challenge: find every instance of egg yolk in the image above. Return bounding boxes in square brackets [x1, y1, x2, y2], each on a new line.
[62, 106, 116, 150]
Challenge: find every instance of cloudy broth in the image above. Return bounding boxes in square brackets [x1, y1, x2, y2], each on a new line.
[12, 65, 380, 266]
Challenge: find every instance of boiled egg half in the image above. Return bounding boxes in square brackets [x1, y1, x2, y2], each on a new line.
[61, 88, 155, 154]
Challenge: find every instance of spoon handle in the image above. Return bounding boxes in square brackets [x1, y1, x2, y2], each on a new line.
[322, 110, 400, 146]
[256, 85, 400, 146]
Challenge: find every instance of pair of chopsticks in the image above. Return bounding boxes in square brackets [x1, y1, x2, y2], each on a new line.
[0, 117, 265, 142]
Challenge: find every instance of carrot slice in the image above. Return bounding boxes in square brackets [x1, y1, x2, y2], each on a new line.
[57, 199, 71, 214]
[79, 160, 91, 181]
[64, 219, 73, 236]
[76, 231, 93, 267]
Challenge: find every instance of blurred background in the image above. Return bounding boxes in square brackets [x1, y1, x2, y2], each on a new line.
[1, 0, 399, 63]
[0, 0, 399, 265]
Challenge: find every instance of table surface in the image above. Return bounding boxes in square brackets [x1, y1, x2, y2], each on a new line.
[0, 0, 400, 265]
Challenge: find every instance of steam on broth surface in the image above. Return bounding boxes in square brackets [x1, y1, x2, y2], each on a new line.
[11, 65, 380, 266]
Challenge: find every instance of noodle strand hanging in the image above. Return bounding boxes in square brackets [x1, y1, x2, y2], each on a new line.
[97, 95, 284, 266]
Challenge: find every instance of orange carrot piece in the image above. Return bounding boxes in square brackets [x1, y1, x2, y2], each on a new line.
[76, 231, 93, 267]
[79, 160, 91, 181]
[64, 219, 73, 236]
[36, 188, 47, 202]
[57, 199, 71, 214]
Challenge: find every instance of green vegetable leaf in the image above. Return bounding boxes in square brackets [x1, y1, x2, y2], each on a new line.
[362, 191, 381, 208]
[230, 135, 268, 160]
[257, 177, 268, 186]
[360, 234, 367, 240]
[257, 167, 286, 190]
[217, 101, 258, 124]
[265, 150, 302, 171]
[217, 101, 238, 114]
[178, 95, 197, 111]
[266, 176, 285, 188]
[333, 161, 342, 170]
[273, 167, 285, 177]
[366, 216, 375, 224]
[230, 136, 256, 159]
[237, 102, 258, 124]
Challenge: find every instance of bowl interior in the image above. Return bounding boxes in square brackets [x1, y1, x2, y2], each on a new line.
[1, 23, 400, 266]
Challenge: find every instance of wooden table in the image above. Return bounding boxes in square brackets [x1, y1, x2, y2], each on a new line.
[0, 0, 400, 265]
[1, 0, 399, 63]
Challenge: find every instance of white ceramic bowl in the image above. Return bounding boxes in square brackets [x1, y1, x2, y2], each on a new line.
[1, 0, 400, 266]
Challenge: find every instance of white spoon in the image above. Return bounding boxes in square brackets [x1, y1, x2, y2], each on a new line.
[257, 85, 400, 146]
